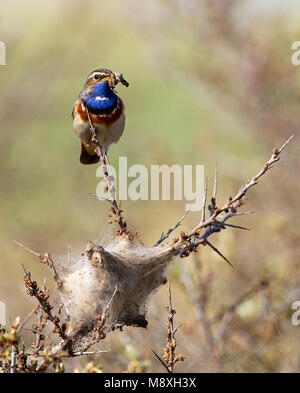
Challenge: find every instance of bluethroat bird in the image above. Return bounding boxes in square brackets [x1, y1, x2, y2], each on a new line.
[72, 69, 129, 164]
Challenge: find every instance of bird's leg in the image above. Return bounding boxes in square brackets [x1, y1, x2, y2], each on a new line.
[104, 151, 111, 170]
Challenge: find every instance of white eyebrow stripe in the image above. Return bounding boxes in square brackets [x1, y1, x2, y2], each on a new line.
[90, 71, 107, 79]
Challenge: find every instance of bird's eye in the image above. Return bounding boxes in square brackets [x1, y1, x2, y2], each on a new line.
[94, 74, 99, 80]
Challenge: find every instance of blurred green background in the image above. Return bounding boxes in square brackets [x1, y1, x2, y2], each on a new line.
[0, 0, 299, 372]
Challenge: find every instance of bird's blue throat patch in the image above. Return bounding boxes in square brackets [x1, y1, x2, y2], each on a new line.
[83, 81, 118, 115]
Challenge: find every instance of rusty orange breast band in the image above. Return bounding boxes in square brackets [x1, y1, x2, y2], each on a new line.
[77, 98, 123, 126]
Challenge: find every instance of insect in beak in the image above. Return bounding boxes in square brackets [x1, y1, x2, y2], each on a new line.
[114, 73, 129, 88]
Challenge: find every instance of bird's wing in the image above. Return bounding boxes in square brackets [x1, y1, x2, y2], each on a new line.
[71, 100, 78, 119]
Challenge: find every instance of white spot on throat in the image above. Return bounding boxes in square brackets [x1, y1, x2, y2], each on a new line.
[95, 96, 109, 101]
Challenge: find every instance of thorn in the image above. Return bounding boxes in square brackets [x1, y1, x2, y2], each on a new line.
[213, 163, 218, 202]
[232, 211, 254, 216]
[151, 350, 171, 373]
[223, 223, 250, 230]
[278, 134, 294, 153]
[21, 263, 28, 275]
[201, 178, 208, 224]
[205, 240, 233, 268]
[173, 323, 185, 335]
[14, 241, 40, 257]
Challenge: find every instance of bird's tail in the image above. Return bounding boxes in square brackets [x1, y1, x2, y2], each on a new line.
[80, 142, 100, 165]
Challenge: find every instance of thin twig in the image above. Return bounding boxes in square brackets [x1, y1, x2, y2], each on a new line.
[14, 241, 61, 284]
[10, 345, 17, 373]
[85, 107, 129, 236]
[163, 279, 185, 372]
[16, 306, 39, 334]
[69, 350, 110, 357]
[153, 211, 189, 247]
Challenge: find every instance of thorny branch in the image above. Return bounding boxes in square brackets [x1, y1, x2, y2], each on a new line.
[161, 135, 294, 266]
[23, 267, 67, 343]
[152, 280, 184, 373]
